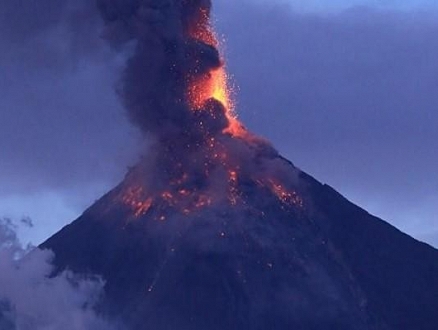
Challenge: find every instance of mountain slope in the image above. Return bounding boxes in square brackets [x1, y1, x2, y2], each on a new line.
[304, 172, 438, 329]
[42, 155, 438, 330]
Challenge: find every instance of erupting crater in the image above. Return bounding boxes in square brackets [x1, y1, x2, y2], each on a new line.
[103, 1, 305, 224]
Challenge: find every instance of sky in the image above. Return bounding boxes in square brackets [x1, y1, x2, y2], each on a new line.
[271, 0, 438, 12]
[0, 0, 437, 248]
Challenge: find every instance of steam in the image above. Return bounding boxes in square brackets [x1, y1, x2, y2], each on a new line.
[0, 218, 121, 330]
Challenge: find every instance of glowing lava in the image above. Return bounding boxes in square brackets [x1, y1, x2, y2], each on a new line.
[121, 187, 153, 217]
[186, 6, 246, 137]
[187, 67, 231, 111]
[266, 179, 304, 208]
[211, 68, 228, 107]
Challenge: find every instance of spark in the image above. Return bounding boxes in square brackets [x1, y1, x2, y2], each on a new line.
[185, 5, 245, 138]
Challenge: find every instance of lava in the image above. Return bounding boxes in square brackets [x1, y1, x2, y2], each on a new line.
[264, 179, 304, 208]
[187, 67, 232, 111]
[185, 4, 245, 138]
[121, 187, 153, 217]
[211, 68, 230, 109]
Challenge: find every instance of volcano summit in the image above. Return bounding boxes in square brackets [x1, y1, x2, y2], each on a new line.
[42, 1, 438, 329]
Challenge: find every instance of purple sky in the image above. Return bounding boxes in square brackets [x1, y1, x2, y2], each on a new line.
[0, 0, 437, 248]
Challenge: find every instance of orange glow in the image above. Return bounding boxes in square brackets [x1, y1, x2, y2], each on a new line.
[134, 198, 153, 217]
[178, 189, 190, 197]
[255, 179, 304, 208]
[186, 8, 247, 138]
[119, 180, 218, 218]
[120, 187, 153, 217]
[223, 115, 246, 137]
[161, 192, 174, 202]
[118, 171, 304, 220]
[187, 67, 232, 111]
[229, 170, 238, 183]
[194, 195, 212, 209]
[211, 68, 231, 110]
[189, 8, 218, 48]
[267, 180, 304, 208]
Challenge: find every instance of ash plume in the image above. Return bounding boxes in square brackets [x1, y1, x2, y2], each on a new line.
[95, 0, 286, 199]
[97, 0, 227, 142]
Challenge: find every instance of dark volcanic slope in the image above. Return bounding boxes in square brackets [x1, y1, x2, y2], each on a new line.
[304, 172, 438, 330]
[42, 157, 438, 330]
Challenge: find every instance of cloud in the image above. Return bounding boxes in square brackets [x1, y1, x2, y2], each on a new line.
[0, 0, 141, 195]
[0, 218, 122, 329]
[0, 0, 142, 244]
[0, 0, 99, 53]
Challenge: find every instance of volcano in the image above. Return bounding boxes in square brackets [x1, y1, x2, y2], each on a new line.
[42, 1, 438, 329]
[42, 154, 438, 330]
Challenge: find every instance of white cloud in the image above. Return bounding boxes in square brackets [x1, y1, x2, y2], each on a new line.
[0, 218, 122, 330]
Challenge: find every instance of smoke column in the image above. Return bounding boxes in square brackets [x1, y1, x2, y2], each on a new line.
[97, 0, 239, 142]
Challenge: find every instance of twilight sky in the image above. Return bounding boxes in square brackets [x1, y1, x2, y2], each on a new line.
[0, 0, 437, 248]
[287, 0, 437, 12]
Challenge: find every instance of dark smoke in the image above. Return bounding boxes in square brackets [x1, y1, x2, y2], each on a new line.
[97, 0, 227, 141]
